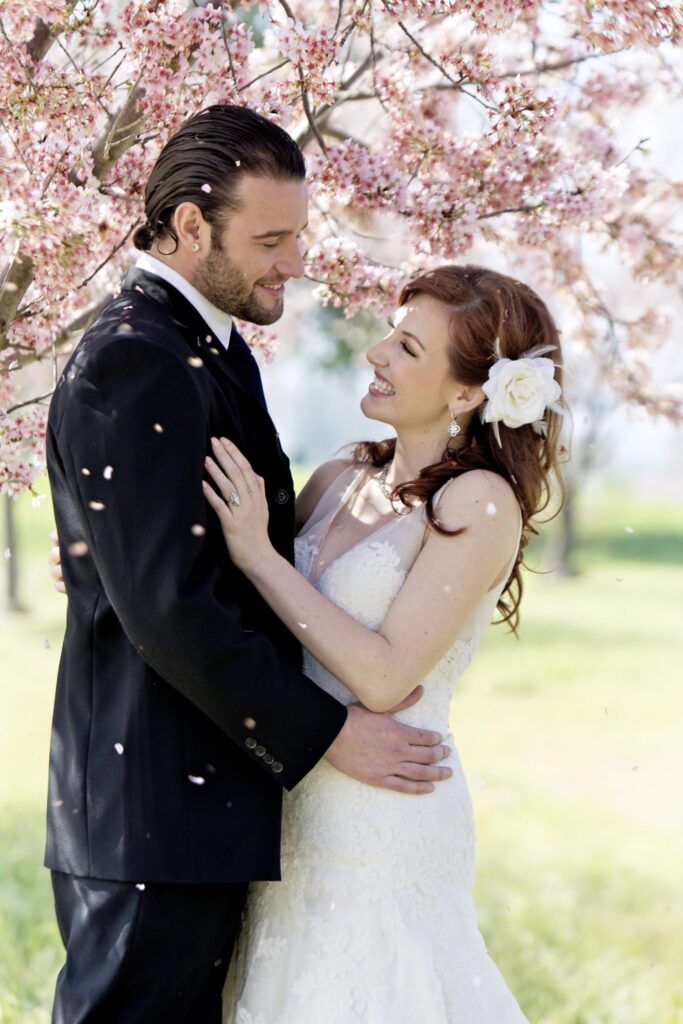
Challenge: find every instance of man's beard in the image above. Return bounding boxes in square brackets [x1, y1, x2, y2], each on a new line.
[193, 241, 284, 326]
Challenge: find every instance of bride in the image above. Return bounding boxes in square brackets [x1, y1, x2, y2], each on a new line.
[203, 263, 565, 1023]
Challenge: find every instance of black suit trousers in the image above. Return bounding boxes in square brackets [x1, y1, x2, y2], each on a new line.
[51, 871, 248, 1024]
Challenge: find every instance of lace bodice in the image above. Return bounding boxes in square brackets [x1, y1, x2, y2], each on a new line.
[293, 463, 515, 733]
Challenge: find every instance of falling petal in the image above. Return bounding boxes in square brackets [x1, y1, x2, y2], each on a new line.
[191, 524, 206, 536]
[205, 335, 212, 342]
[201, 183, 212, 193]
[88, 501, 106, 511]
[81, 467, 91, 476]
[42, 636, 51, 649]
[136, 883, 146, 891]
[624, 526, 634, 534]
[209, 347, 220, 355]
[119, 323, 134, 334]
[632, 765, 639, 771]
[3, 548, 10, 560]
[32, 494, 46, 509]
[213, 959, 223, 968]
[187, 356, 204, 368]
[243, 717, 257, 730]
[188, 775, 205, 786]
[68, 541, 89, 557]
[153, 423, 164, 433]
[485, 502, 497, 517]
[103, 466, 114, 480]
[205, 763, 216, 774]
[52, 799, 64, 808]
[297, 622, 308, 630]
[235, 159, 241, 167]
[114, 743, 124, 755]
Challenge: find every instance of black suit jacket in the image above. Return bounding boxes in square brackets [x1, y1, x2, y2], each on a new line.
[45, 268, 347, 884]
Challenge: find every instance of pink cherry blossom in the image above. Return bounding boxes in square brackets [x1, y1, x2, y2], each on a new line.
[1, 0, 682, 494]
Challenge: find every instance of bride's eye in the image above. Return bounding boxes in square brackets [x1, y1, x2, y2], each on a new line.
[400, 339, 416, 357]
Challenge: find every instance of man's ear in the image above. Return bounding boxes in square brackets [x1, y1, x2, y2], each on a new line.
[172, 202, 211, 255]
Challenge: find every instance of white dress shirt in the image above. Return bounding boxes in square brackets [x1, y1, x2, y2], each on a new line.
[135, 252, 233, 350]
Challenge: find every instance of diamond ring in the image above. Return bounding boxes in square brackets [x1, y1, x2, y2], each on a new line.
[227, 491, 241, 507]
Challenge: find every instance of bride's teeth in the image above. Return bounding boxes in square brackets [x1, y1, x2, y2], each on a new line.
[373, 377, 395, 395]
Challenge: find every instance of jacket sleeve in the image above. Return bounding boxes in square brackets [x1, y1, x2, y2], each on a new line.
[52, 332, 347, 789]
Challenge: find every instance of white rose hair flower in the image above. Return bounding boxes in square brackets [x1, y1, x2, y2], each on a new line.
[480, 342, 564, 447]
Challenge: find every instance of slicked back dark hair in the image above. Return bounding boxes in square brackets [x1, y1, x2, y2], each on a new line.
[133, 104, 306, 252]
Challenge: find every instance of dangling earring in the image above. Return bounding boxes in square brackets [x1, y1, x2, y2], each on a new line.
[448, 412, 461, 439]
[191, 243, 200, 252]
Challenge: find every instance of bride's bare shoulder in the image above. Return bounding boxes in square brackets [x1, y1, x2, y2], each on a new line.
[295, 458, 356, 532]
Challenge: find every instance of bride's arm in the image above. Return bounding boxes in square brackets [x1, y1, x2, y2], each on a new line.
[204, 439, 521, 713]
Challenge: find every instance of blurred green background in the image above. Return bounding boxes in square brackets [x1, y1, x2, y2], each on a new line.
[1, 475, 682, 1023]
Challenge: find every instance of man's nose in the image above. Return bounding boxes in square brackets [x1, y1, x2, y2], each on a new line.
[276, 240, 305, 280]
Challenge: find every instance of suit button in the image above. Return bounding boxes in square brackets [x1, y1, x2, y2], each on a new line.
[275, 490, 289, 505]
[254, 745, 266, 757]
[264, 754, 274, 765]
[245, 738, 257, 750]
[272, 762, 283, 774]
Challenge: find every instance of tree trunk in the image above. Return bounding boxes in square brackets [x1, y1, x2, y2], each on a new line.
[556, 479, 579, 578]
[3, 494, 23, 612]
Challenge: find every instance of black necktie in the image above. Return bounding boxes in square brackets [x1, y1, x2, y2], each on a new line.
[224, 328, 267, 410]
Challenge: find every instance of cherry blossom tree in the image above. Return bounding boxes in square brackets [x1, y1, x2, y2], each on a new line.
[1, 0, 681, 496]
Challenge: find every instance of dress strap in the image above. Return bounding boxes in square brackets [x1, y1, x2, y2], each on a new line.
[297, 462, 365, 540]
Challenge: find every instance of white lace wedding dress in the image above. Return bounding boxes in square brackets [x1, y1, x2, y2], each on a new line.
[224, 465, 528, 1023]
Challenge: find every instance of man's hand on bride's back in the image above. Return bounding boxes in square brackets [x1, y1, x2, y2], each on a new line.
[325, 688, 453, 795]
[49, 530, 66, 594]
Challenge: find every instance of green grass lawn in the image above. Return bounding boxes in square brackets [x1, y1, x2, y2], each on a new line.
[1, 479, 682, 1022]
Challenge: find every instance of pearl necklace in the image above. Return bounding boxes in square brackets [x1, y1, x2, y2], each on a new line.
[378, 463, 410, 516]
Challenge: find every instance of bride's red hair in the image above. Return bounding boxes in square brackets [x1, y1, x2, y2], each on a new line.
[352, 264, 567, 632]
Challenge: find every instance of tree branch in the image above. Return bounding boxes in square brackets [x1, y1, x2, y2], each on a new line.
[0, 79, 145, 351]
[6, 390, 56, 415]
[4, 292, 113, 377]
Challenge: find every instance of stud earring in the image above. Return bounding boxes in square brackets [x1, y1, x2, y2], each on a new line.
[191, 243, 200, 252]
[448, 413, 461, 439]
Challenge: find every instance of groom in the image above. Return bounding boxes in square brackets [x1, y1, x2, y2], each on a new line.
[46, 104, 451, 1022]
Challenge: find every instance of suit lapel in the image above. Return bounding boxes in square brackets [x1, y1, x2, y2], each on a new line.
[121, 267, 270, 418]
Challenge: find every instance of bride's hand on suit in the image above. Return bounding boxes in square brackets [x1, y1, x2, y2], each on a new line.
[203, 437, 275, 573]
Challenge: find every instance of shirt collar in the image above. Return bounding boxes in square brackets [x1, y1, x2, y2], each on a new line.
[135, 252, 233, 350]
